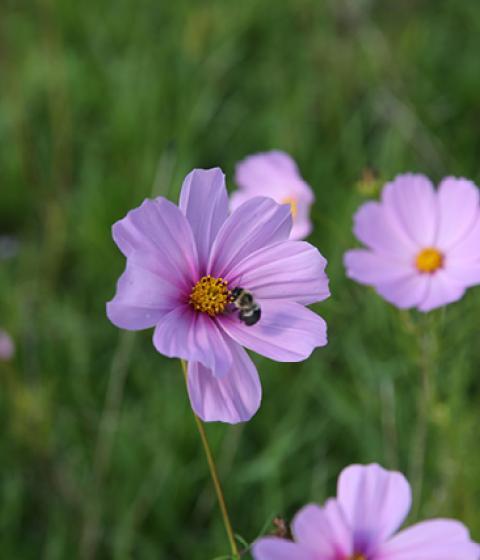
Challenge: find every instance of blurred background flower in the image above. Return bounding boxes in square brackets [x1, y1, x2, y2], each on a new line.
[232, 151, 315, 239]
[254, 463, 479, 560]
[0, 329, 15, 361]
[344, 174, 480, 312]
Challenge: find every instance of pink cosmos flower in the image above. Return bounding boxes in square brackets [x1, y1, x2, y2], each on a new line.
[107, 168, 329, 424]
[253, 463, 479, 560]
[344, 174, 480, 312]
[0, 329, 14, 361]
[232, 151, 315, 240]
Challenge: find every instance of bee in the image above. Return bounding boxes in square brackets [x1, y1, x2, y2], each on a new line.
[231, 287, 261, 326]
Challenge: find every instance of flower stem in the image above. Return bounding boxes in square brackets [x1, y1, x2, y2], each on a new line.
[181, 360, 240, 559]
[409, 314, 437, 518]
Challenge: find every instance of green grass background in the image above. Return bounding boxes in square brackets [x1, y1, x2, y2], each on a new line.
[1, 1, 480, 558]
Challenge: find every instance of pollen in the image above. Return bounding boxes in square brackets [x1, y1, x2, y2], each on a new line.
[189, 275, 231, 317]
[349, 555, 366, 560]
[281, 196, 298, 219]
[415, 247, 444, 274]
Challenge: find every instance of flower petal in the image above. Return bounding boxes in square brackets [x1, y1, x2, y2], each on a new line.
[209, 197, 292, 278]
[0, 329, 15, 361]
[337, 464, 412, 553]
[417, 270, 466, 312]
[290, 201, 313, 240]
[112, 198, 198, 292]
[375, 275, 429, 309]
[444, 260, 480, 288]
[230, 189, 252, 212]
[233, 151, 314, 240]
[235, 150, 313, 201]
[445, 217, 480, 288]
[436, 177, 480, 251]
[242, 150, 300, 177]
[231, 191, 312, 242]
[219, 300, 327, 362]
[448, 217, 480, 260]
[344, 249, 414, 285]
[352, 201, 416, 257]
[382, 174, 437, 247]
[252, 537, 315, 560]
[226, 241, 329, 305]
[292, 500, 353, 557]
[179, 168, 229, 272]
[187, 339, 261, 423]
[377, 520, 480, 560]
[107, 261, 181, 330]
[153, 306, 232, 377]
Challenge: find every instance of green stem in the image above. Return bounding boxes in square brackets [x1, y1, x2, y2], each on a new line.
[181, 360, 240, 559]
[410, 315, 436, 518]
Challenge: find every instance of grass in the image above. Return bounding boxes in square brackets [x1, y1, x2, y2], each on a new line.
[1, 0, 480, 558]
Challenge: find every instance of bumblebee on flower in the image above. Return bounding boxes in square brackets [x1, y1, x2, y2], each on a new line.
[188, 276, 261, 326]
[107, 167, 329, 424]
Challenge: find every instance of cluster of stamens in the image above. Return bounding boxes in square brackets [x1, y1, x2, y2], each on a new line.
[189, 275, 232, 317]
[415, 247, 444, 274]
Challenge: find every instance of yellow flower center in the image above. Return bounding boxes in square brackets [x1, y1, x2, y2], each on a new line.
[281, 196, 298, 219]
[189, 275, 231, 316]
[415, 247, 443, 274]
[349, 555, 366, 560]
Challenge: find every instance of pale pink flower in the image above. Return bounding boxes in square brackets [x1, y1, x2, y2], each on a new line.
[107, 168, 329, 423]
[254, 463, 479, 560]
[232, 151, 314, 240]
[344, 174, 480, 311]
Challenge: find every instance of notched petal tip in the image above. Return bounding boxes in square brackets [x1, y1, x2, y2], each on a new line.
[187, 342, 262, 424]
[337, 463, 412, 544]
[179, 167, 227, 210]
[179, 167, 229, 268]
